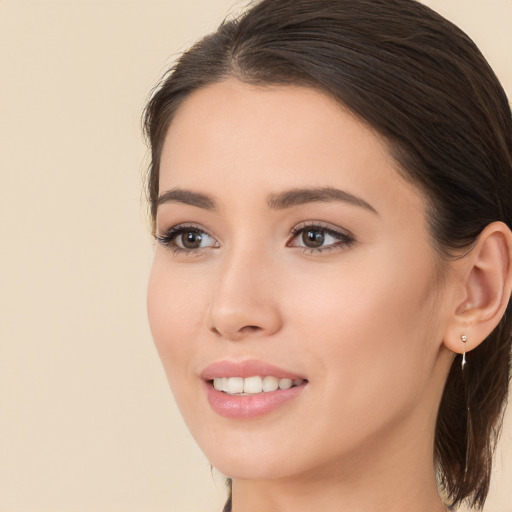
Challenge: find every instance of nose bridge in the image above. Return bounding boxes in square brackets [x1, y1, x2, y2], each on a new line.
[207, 237, 282, 340]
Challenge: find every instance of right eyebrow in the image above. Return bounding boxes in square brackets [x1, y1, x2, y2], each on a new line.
[157, 188, 216, 210]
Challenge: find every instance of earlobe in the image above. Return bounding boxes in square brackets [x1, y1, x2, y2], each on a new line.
[444, 221, 512, 356]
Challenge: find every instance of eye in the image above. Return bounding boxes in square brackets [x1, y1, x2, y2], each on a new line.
[156, 224, 219, 254]
[288, 222, 355, 253]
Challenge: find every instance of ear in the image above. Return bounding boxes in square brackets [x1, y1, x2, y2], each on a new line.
[443, 221, 512, 356]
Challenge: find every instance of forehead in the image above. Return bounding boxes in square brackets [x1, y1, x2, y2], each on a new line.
[159, 79, 425, 219]
[163, 80, 377, 154]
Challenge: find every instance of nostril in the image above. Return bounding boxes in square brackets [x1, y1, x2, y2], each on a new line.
[209, 325, 261, 338]
[240, 325, 262, 333]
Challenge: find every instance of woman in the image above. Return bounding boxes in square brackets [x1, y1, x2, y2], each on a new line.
[143, 0, 512, 510]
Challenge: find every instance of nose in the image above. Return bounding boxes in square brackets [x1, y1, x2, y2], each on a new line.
[205, 246, 283, 341]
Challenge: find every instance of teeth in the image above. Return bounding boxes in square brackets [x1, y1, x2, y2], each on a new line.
[213, 376, 305, 395]
[279, 378, 292, 389]
[226, 377, 243, 395]
[262, 376, 279, 392]
[244, 376, 262, 394]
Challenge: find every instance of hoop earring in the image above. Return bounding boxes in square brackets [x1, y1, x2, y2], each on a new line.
[461, 335, 467, 370]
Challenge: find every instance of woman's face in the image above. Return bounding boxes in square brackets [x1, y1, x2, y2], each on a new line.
[148, 80, 453, 480]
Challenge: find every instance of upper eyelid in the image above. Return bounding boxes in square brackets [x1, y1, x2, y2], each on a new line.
[157, 222, 215, 237]
[289, 221, 354, 238]
[156, 223, 215, 241]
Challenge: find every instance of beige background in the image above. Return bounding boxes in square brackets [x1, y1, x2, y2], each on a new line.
[0, 1, 510, 511]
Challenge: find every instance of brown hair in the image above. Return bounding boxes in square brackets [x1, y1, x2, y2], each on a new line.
[143, 0, 512, 509]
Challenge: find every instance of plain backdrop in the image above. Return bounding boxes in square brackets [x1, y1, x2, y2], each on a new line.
[1, 1, 511, 511]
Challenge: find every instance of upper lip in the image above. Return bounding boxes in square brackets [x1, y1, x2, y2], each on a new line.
[200, 359, 306, 381]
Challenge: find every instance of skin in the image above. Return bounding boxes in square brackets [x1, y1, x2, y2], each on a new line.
[147, 80, 507, 512]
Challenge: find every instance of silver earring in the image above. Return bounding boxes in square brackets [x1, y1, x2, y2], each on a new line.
[461, 335, 467, 370]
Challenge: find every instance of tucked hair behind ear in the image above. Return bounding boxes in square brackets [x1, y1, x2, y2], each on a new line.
[144, 0, 512, 509]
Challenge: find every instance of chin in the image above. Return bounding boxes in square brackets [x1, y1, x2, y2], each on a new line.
[211, 453, 301, 482]
[191, 424, 311, 481]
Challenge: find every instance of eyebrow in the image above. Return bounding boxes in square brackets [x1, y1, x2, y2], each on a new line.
[157, 186, 377, 214]
[267, 187, 378, 214]
[157, 189, 216, 209]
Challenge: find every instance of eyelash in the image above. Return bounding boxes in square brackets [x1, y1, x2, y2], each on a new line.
[156, 222, 355, 255]
[287, 222, 355, 254]
[156, 224, 218, 255]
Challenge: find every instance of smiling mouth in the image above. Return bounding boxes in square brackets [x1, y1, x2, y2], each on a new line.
[210, 376, 307, 395]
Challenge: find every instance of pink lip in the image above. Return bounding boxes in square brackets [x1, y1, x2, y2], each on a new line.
[200, 359, 307, 419]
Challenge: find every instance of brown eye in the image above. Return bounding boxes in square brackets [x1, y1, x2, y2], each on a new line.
[156, 225, 218, 253]
[180, 230, 203, 249]
[287, 223, 355, 253]
[302, 229, 325, 248]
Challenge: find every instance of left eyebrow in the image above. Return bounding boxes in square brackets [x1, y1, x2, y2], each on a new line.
[267, 187, 378, 214]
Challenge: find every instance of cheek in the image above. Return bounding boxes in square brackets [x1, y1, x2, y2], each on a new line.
[288, 252, 436, 344]
[285, 252, 441, 425]
[147, 256, 207, 388]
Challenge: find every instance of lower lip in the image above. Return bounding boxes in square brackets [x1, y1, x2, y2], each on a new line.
[204, 381, 306, 419]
